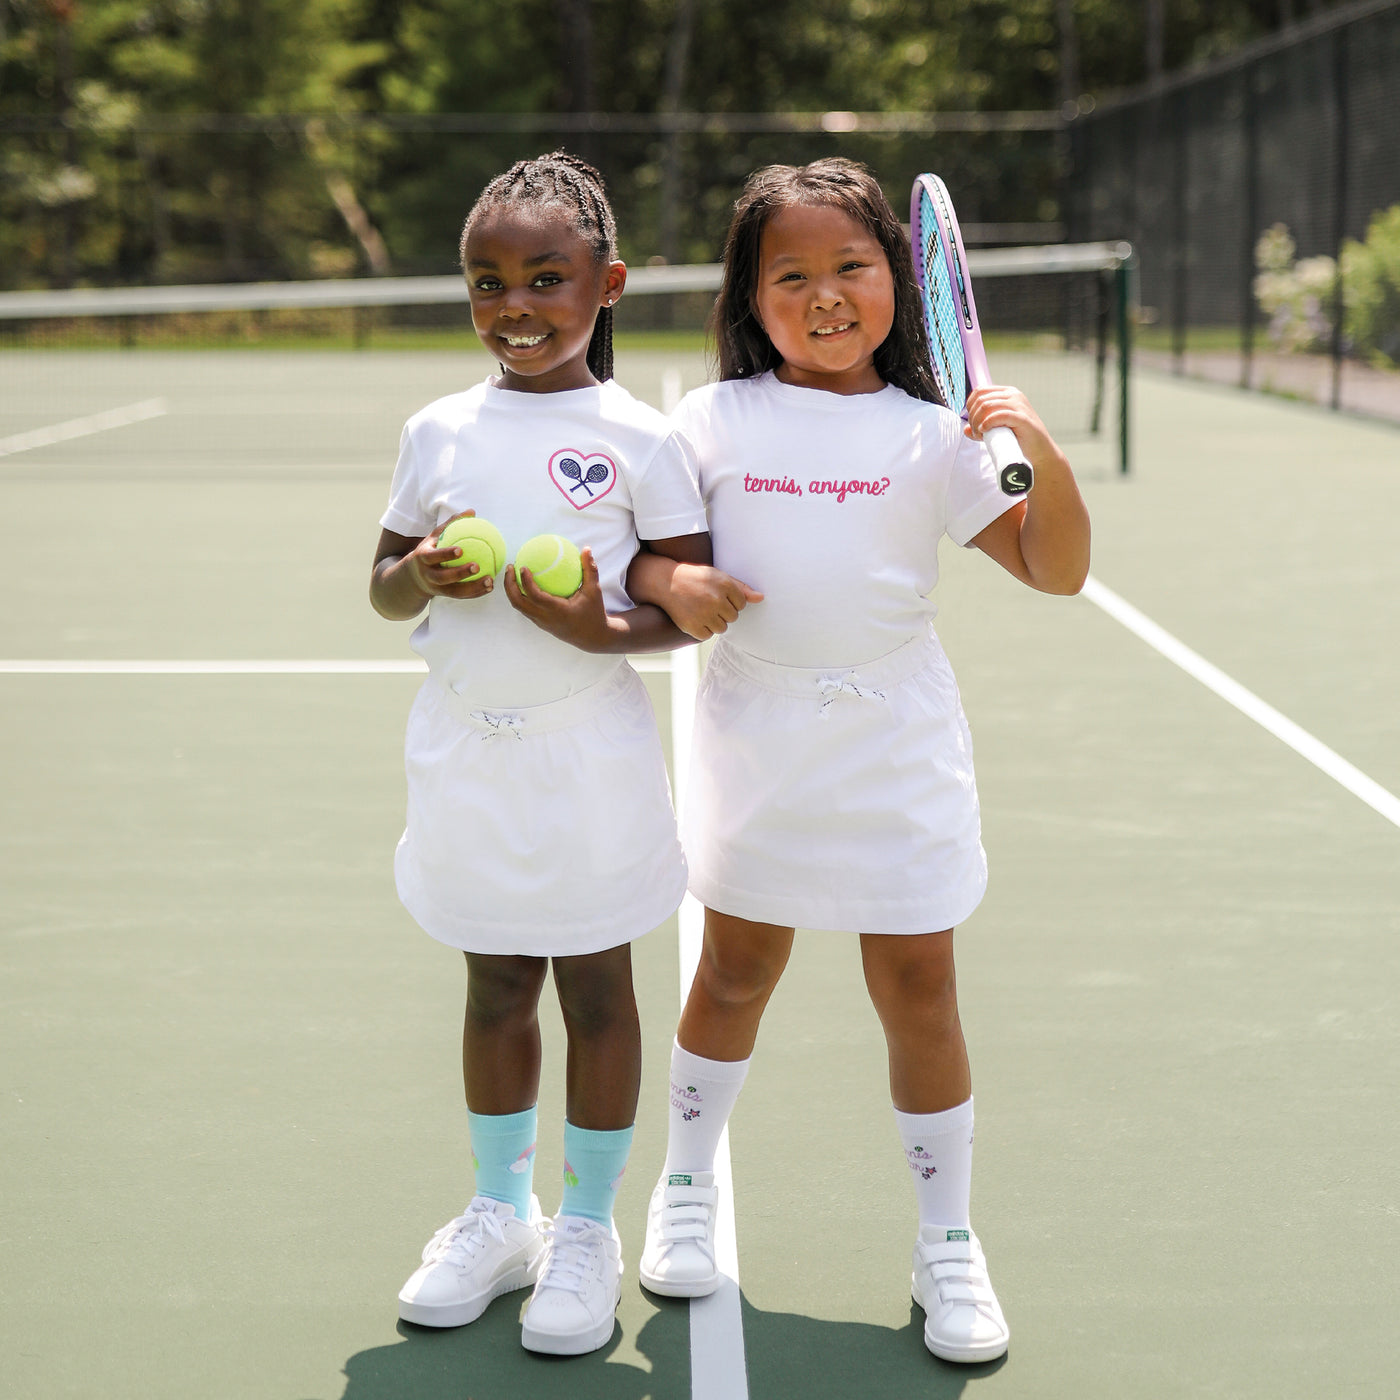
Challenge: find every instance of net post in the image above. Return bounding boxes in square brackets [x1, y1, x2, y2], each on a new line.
[1116, 250, 1133, 476]
[1240, 62, 1258, 392]
[1090, 266, 1109, 435]
[1170, 90, 1188, 375]
[1329, 22, 1349, 414]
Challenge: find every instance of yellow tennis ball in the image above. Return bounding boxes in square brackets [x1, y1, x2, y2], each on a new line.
[438, 516, 507, 578]
[515, 534, 583, 597]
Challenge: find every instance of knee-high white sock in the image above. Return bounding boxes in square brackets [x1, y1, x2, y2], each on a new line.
[893, 1097, 975, 1231]
[662, 1040, 750, 1175]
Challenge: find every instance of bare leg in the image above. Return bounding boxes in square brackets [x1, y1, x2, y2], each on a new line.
[676, 908, 795, 1061]
[552, 943, 641, 1130]
[860, 930, 971, 1113]
[462, 952, 549, 1114]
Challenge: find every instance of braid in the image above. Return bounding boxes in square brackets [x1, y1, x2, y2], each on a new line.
[589, 305, 614, 382]
[461, 150, 619, 382]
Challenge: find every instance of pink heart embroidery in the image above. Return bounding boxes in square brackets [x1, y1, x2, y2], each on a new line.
[548, 449, 618, 509]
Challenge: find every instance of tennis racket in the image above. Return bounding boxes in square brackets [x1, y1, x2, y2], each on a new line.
[911, 173, 1033, 497]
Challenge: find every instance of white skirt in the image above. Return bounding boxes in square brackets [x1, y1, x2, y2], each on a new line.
[682, 629, 987, 934]
[396, 661, 688, 956]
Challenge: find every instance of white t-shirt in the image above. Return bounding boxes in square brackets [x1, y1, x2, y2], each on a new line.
[382, 377, 706, 708]
[672, 372, 1018, 668]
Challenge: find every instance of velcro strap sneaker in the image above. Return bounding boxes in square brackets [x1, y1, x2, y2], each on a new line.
[910, 1227, 1010, 1364]
[639, 1170, 720, 1298]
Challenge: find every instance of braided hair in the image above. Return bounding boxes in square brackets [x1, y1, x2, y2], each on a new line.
[461, 151, 619, 382]
[711, 158, 944, 406]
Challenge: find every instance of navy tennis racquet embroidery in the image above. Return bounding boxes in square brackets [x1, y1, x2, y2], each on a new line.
[558, 458, 611, 496]
[548, 449, 618, 509]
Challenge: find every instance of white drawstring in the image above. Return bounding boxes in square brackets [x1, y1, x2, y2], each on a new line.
[816, 672, 887, 714]
[470, 711, 524, 741]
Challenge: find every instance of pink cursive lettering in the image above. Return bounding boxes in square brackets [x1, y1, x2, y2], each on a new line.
[744, 472, 804, 497]
[806, 477, 891, 503]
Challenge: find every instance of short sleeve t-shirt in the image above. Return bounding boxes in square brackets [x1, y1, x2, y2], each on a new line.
[382, 377, 706, 708]
[671, 373, 1018, 668]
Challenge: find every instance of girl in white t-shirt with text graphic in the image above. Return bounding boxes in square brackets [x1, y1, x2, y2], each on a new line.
[628, 158, 1091, 1366]
[370, 152, 709, 1358]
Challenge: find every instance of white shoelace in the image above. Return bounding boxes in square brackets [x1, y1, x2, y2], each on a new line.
[537, 1219, 611, 1293]
[423, 1202, 508, 1266]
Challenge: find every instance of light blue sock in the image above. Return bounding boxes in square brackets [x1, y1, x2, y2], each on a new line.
[467, 1107, 537, 1218]
[559, 1122, 635, 1225]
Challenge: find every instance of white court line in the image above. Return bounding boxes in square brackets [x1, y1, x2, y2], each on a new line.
[0, 656, 672, 675]
[1082, 575, 1400, 830]
[0, 398, 168, 458]
[0, 659, 424, 675]
[669, 643, 750, 1400]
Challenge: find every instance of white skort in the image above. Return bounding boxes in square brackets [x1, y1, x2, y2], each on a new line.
[396, 661, 688, 956]
[682, 629, 988, 934]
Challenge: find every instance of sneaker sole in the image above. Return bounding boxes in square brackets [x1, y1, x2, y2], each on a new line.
[520, 1284, 621, 1356]
[398, 1266, 537, 1329]
[910, 1272, 1010, 1365]
[638, 1263, 720, 1298]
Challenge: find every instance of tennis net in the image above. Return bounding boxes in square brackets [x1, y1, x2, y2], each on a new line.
[1, 244, 1132, 471]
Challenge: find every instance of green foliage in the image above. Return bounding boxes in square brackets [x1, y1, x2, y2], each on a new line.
[0, 0, 1362, 289]
[1253, 224, 1336, 355]
[1253, 210, 1400, 367]
[1341, 204, 1400, 369]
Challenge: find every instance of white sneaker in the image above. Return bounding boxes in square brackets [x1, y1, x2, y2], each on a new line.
[639, 1170, 719, 1297]
[519, 1214, 623, 1356]
[911, 1227, 1010, 1364]
[397, 1195, 546, 1328]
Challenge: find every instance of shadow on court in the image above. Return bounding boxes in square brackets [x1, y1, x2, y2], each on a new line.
[331, 1297, 691, 1400]
[328, 1291, 998, 1400]
[735, 1296, 1000, 1398]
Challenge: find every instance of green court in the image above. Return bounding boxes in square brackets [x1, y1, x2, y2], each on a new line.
[2, 346, 1397, 1399]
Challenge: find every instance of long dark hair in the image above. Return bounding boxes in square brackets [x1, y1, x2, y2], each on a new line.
[711, 158, 943, 405]
[460, 150, 618, 381]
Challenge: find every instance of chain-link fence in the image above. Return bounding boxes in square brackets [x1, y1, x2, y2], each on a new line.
[1067, 0, 1400, 420]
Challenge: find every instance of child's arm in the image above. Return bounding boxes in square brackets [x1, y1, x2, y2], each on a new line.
[626, 543, 765, 642]
[965, 386, 1091, 595]
[369, 510, 494, 620]
[503, 532, 712, 654]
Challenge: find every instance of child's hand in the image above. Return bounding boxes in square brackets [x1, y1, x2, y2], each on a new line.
[406, 510, 496, 600]
[503, 546, 615, 650]
[965, 385, 1063, 469]
[664, 563, 764, 641]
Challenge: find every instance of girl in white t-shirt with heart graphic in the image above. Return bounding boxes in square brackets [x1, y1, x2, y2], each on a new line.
[370, 152, 709, 1358]
[628, 158, 1091, 1366]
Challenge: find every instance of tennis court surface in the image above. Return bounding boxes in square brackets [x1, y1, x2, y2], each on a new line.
[3, 345, 1397, 1399]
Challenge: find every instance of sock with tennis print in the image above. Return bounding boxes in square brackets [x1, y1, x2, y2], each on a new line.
[893, 1097, 974, 1232]
[663, 1039, 751, 1175]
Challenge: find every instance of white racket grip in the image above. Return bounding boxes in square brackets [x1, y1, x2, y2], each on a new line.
[985, 424, 1033, 496]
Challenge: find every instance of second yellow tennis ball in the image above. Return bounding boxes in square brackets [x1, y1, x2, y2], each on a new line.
[515, 534, 583, 597]
[438, 516, 507, 578]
